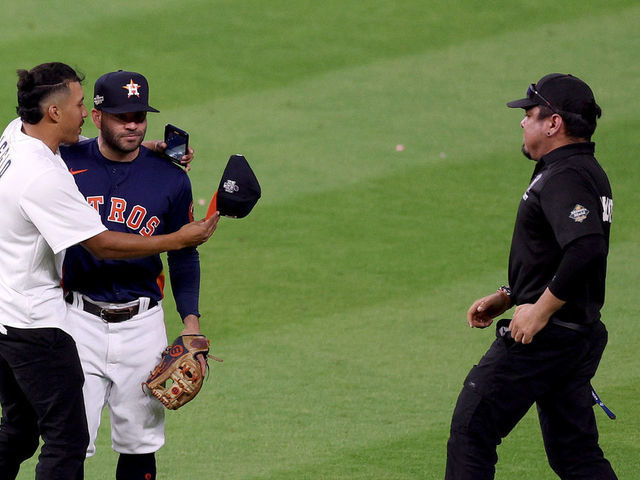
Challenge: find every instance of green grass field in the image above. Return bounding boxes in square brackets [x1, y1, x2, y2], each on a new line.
[2, 1, 640, 478]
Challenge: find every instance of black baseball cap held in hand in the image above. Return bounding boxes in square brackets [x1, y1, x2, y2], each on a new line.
[507, 73, 598, 120]
[207, 155, 261, 219]
[93, 70, 159, 114]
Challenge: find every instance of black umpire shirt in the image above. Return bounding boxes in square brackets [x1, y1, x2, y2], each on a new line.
[508, 142, 613, 325]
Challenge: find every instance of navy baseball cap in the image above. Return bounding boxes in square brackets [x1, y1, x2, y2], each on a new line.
[507, 73, 598, 119]
[93, 70, 159, 114]
[207, 154, 261, 219]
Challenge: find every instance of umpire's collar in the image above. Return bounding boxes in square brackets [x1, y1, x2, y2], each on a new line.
[539, 142, 595, 166]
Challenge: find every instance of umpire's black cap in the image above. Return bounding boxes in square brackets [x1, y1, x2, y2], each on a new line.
[93, 70, 159, 114]
[208, 155, 261, 219]
[507, 73, 598, 120]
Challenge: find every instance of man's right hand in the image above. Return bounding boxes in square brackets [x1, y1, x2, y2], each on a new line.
[176, 212, 220, 248]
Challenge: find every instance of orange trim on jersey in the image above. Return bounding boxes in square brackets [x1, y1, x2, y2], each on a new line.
[156, 271, 165, 299]
[69, 168, 88, 175]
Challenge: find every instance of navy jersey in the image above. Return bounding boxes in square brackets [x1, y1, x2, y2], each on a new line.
[60, 138, 200, 318]
[508, 142, 612, 324]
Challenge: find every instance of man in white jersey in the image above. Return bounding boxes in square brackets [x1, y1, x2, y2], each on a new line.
[0, 62, 219, 480]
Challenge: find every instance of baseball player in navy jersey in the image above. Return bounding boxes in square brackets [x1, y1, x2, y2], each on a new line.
[445, 74, 617, 479]
[0, 63, 217, 480]
[59, 70, 206, 480]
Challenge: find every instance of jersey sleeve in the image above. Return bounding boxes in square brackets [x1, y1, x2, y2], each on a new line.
[165, 173, 194, 233]
[539, 169, 605, 248]
[20, 168, 106, 254]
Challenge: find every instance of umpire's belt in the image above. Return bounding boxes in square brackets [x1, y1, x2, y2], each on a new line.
[65, 292, 157, 322]
[549, 317, 592, 334]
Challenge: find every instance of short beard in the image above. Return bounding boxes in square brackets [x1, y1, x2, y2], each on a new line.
[521, 143, 534, 161]
[101, 125, 145, 155]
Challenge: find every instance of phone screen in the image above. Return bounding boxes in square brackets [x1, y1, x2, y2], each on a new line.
[164, 125, 188, 162]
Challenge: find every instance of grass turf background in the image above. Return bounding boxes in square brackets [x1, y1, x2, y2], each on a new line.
[2, 1, 639, 478]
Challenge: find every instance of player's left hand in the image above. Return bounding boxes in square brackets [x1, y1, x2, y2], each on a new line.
[509, 303, 550, 344]
[143, 334, 221, 410]
[182, 315, 208, 376]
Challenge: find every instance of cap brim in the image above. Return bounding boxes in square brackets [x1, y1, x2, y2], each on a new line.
[506, 97, 539, 109]
[97, 105, 160, 114]
[206, 191, 218, 220]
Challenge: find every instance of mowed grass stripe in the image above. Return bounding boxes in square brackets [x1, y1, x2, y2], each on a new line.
[2, 0, 634, 110]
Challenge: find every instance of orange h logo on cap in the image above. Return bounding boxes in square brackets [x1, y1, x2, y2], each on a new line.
[122, 79, 140, 97]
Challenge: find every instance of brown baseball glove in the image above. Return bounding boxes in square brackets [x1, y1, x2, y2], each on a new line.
[143, 334, 222, 410]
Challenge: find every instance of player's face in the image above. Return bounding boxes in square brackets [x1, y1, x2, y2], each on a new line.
[99, 111, 148, 154]
[520, 106, 551, 161]
[57, 81, 88, 144]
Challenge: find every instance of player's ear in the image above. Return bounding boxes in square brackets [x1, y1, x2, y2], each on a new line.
[45, 103, 61, 123]
[91, 109, 102, 129]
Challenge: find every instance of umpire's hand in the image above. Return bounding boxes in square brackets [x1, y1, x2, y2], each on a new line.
[467, 292, 511, 329]
[509, 287, 564, 344]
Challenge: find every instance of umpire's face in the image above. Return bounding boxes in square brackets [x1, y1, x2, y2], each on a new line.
[92, 110, 147, 155]
[520, 106, 552, 161]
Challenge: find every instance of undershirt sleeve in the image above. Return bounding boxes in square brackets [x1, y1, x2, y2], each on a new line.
[548, 234, 607, 301]
[168, 249, 201, 319]
[166, 173, 200, 319]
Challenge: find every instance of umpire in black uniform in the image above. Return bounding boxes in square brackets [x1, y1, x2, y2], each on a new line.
[444, 74, 617, 479]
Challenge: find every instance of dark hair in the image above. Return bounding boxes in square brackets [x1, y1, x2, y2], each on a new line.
[537, 102, 602, 140]
[16, 62, 85, 124]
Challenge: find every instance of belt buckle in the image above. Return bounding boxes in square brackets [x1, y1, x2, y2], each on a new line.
[100, 306, 133, 322]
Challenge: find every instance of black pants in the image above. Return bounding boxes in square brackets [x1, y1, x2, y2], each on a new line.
[0, 326, 89, 480]
[445, 320, 617, 480]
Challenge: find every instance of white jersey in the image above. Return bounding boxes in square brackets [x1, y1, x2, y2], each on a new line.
[0, 118, 107, 330]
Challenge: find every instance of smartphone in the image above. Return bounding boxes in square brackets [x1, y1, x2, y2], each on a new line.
[163, 124, 189, 166]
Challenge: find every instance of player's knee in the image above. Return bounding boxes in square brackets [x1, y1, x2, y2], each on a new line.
[116, 452, 156, 480]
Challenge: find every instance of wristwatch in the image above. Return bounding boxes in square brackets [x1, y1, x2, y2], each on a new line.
[497, 285, 513, 306]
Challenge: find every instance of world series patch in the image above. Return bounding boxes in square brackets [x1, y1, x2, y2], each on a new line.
[569, 204, 589, 223]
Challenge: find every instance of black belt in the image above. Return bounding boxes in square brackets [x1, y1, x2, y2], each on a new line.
[549, 318, 592, 334]
[65, 292, 157, 323]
